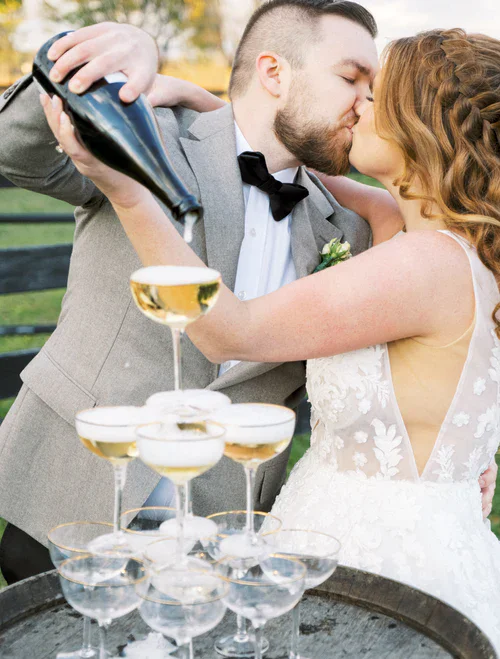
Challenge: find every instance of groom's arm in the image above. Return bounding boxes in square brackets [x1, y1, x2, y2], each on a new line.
[0, 76, 101, 206]
[316, 173, 404, 245]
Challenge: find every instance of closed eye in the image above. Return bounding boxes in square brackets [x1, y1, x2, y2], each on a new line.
[341, 77, 355, 85]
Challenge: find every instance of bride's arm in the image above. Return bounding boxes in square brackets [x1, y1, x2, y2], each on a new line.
[115, 200, 458, 363]
[45, 96, 468, 365]
[315, 173, 404, 245]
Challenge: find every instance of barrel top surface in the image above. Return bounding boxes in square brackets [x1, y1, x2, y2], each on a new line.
[0, 566, 495, 659]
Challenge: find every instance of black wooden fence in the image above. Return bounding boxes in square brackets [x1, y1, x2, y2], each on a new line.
[0, 176, 73, 404]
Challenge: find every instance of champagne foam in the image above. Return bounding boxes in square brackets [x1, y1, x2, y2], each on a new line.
[137, 421, 225, 466]
[75, 406, 156, 442]
[131, 266, 220, 286]
[138, 436, 225, 467]
[210, 404, 295, 445]
[146, 389, 231, 415]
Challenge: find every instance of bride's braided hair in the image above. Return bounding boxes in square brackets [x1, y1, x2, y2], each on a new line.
[376, 29, 500, 336]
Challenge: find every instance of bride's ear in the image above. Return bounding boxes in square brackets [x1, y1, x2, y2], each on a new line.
[255, 51, 289, 98]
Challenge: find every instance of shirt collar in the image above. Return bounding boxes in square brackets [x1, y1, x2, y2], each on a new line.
[234, 121, 299, 185]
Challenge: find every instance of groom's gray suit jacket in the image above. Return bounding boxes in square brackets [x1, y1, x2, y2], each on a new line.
[0, 76, 371, 546]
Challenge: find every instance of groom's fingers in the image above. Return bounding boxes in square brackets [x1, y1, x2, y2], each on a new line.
[479, 460, 498, 490]
[47, 23, 110, 61]
[483, 489, 493, 517]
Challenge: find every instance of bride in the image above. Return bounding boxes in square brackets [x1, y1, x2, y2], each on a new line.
[42, 28, 500, 648]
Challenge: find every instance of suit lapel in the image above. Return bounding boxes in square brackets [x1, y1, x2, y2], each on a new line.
[208, 169, 345, 392]
[180, 105, 245, 292]
[182, 114, 345, 392]
[291, 168, 344, 279]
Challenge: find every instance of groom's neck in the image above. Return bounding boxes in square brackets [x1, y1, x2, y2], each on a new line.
[233, 96, 301, 174]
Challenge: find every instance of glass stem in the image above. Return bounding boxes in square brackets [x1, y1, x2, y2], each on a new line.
[112, 464, 127, 535]
[81, 616, 93, 658]
[235, 614, 249, 642]
[253, 624, 263, 659]
[290, 602, 301, 659]
[171, 327, 183, 391]
[185, 481, 192, 516]
[177, 640, 192, 659]
[97, 622, 109, 659]
[175, 483, 188, 565]
[244, 466, 257, 541]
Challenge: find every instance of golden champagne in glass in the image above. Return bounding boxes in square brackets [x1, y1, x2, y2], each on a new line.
[75, 406, 156, 557]
[130, 266, 222, 388]
[210, 404, 296, 559]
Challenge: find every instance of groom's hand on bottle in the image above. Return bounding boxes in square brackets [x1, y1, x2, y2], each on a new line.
[46, 22, 159, 103]
[480, 459, 498, 519]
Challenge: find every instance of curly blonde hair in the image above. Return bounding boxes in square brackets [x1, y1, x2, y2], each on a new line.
[375, 29, 500, 336]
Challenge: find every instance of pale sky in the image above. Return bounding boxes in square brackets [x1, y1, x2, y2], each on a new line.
[357, 0, 500, 53]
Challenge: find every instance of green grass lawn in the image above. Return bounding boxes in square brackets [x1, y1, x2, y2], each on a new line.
[1, 182, 499, 591]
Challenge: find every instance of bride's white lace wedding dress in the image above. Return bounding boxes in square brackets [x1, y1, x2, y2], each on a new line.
[270, 231, 500, 650]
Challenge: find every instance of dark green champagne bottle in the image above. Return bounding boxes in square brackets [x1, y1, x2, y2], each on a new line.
[33, 31, 202, 242]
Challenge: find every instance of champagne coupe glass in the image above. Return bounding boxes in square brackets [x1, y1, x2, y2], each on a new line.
[75, 406, 155, 557]
[48, 522, 113, 659]
[120, 507, 181, 658]
[130, 265, 222, 391]
[265, 529, 341, 659]
[144, 537, 215, 575]
[121, 506, 177, 557]
[139, 568, 228, 659]
[136, 419, 226, 566]
[58, 555, 149, 659]
[204, 511, 282, 659]
[217, 554, 306, 659]
[210, 404, 295, 558]
[146, 389, 232, 539]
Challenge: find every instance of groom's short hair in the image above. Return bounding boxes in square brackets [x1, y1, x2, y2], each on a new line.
[229, 0, 378, 99]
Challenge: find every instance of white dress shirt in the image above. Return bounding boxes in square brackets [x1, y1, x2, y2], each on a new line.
[219, 123, 299, 374]
[144, 122, 300, 511]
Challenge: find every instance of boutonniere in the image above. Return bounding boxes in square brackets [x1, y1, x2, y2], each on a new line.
[313, 238, 352, 273]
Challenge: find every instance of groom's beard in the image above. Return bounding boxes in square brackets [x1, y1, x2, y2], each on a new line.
[274, 92, 352, 176]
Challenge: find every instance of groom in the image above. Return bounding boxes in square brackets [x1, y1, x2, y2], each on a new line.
[0, 0, 494, 584]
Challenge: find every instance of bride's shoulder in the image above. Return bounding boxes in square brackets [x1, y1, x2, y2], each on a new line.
[380, 229, 470, 269]
[365, 229, 473, 297]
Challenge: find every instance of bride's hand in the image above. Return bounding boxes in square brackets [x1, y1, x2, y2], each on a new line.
[40, 93, 147, 208]
[146, 74, 227, 112]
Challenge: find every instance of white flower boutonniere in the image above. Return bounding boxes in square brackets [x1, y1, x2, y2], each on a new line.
[313, 238, 352, 273]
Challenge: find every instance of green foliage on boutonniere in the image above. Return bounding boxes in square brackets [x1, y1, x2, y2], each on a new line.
[313, 238, 352, 273]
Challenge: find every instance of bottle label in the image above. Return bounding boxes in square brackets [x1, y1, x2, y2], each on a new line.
[104, 72, 128, 84]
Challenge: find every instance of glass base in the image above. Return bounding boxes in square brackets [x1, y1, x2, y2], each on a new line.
[159, 515, 218, 542]
[215, 631, 269, 658]
[56, 649, 97, 659]
[119, 632, 177, 657]
[87, 531, 137, 558]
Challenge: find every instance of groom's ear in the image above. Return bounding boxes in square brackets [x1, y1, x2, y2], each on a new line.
[255, 51, 290, 99]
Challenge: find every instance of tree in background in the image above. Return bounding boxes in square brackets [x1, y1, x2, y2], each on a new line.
[44, 0, 225, 63]
[186, 0, 222, 57]
[0, 0, 23, 83]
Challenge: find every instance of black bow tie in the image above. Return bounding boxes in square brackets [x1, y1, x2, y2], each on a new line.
[237, 151, 309, 221]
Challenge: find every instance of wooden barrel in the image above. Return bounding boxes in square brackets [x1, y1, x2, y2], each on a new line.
[0, 566, 495, 658]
